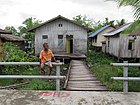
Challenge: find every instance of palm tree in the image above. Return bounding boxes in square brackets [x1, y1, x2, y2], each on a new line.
[110, 0, 140, 20]
[108, 0, 140, 32]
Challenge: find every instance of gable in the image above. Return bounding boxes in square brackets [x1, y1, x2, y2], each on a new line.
[28, 15, 91, 32]
[36, 18, 89, 33]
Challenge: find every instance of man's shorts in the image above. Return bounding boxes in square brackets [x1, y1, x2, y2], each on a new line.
[43, 60, 51, 65]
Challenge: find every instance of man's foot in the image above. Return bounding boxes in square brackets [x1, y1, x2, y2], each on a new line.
[48, 79, 52, 82]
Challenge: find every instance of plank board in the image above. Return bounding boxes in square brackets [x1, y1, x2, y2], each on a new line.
[67, 87, 107, 91]
[66, 60, 107, 91]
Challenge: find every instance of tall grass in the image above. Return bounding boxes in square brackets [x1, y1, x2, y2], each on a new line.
[87, 50, 140, 91]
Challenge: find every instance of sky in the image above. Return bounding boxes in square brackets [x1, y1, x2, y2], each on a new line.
[0, 0, 134, 29]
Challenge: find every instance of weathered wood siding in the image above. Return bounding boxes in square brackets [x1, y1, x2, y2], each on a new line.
[102, 43, 106, 53]
[35, 18, 87, 55]
[92, 27, 114, 47]
[119, 35, 140, 58]
[105, 35, 140, 58]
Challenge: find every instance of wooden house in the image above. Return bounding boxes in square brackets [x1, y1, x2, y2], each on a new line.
[103, 23, 140, 59]
[0, 29, 25, 52]
[88, 25, 115, 51]
[28, 15, 91, 56]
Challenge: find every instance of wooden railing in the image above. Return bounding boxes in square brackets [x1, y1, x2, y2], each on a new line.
[111, 61, 140, 92]
[0, 62, 65, 91]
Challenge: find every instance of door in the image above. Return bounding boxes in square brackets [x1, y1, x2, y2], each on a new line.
[66, 39, 70, 53]
[66, 35, 73, 54]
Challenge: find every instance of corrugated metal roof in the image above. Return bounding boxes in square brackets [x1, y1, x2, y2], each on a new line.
[129, 29, 140, 36]
[103, 23, 132, 36]
[0, 34, 25, 41]
[88, 25, 111, 38]
[0, 29, 11, 34]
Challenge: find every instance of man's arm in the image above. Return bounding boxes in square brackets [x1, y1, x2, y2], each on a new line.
[52, 57, 58, 62]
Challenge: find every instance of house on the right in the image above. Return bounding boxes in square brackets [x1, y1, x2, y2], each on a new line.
[103, 23, 140, 59]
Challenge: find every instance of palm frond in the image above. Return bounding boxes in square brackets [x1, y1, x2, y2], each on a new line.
[108, 0, 140, 20]
[123, 20, 140, 34]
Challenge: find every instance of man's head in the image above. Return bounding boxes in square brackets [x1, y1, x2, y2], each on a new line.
[43, 42, 48, 50]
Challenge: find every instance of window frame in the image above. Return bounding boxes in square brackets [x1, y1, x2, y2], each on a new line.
[42, 35, 48, 39]
[128, 40, 134, 50]
[58, 35, 63, 47]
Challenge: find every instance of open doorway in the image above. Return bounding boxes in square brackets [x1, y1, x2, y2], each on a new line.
[66, 35, 73, 54]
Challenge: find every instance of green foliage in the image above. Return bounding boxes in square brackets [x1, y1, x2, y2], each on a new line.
[5, 26, 19, 36]
[108, 0, 140, 32]
[123, 20, 140, 34]
[0, 42, 37, 75]
[4, 17, 42, 40]
[73, 15, 94, 28]
[116, 19, 127, 27]
[0, 79, 19, 86]
[73, 15, 128, 35]
[19, 17, 42, 40]
[87, 50, 140, 91]
[19, 79, 56, 90]
[1, 42, 36, 62]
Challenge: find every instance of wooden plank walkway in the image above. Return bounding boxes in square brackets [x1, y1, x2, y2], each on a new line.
[66, 60, 107, 91]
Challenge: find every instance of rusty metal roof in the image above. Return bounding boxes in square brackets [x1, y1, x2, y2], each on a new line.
[103, 23, 132, 36]
[0, 29, 12, 34]
[0, 34, 25, 41]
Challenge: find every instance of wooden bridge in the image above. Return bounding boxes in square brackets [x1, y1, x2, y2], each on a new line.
[65, 60, 107, 91]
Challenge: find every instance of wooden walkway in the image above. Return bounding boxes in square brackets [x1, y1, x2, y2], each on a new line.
[66, 60, 107, 91]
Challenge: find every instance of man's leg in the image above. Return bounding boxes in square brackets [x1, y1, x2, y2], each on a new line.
[48, 61, 53, 76]
[40, 63, 45, 75]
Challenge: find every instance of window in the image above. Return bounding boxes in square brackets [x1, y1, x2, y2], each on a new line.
[58, 24, 63, 27]
[42, 35, 48, 39]
[58, 35, 63, 47]
[128, 40, 134, 50]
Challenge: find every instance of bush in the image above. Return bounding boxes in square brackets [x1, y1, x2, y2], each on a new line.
[0, 42, 37, 75]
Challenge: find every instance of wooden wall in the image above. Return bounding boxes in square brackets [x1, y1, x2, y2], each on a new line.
[35, 18, 87, 55]
[104, 34, 140, 58]
[92, 26, 115, 47]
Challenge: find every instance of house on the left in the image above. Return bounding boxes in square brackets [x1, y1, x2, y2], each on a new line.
[0, 29, 25, 52]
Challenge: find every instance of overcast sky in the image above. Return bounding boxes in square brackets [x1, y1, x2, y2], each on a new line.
[0, 0, 133, 29]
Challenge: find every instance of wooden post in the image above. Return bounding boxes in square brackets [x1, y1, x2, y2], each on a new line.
[0, 65, 2, 74]
[123, 61, 128, 92]
[56, 65, 60, 91]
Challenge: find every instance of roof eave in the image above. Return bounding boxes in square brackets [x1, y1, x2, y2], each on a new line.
[28, 15, 93, 32]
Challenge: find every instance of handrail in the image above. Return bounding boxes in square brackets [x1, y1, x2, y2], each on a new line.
[111, 77, 140, 81]
[0, 62, 64, 91]
[111, 61, 140, 93]
[0, 75, 66, 79]
[111, 63, 140, 67]
[0, 62, 64, 65]
[63, 60, 72, 89]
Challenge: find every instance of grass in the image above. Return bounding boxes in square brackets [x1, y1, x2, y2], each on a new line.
[18, 79, 56, 90]
[87, 50, 140, 92]
[0, 64, 69, 90]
